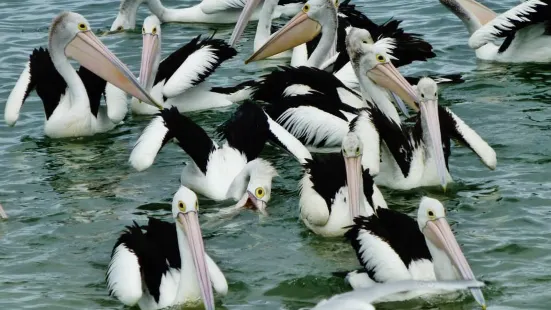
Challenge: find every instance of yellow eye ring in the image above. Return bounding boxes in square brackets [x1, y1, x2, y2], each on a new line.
[376, 54, 386, 63]
[195, 200, 199, 211]
[427, 210, 435, 219]
[142, 27, 145, 34]
[116, 26, 123, 31]
[255, 187, 265, 199]
[178, 200, 186, 212]
[334, 0, 339, 7]
[303, 4, 310, 12]
[77, 23, 87, 31]
[152, 27, 157, 35]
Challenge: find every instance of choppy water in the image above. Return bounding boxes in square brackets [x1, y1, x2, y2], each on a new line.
[1, 0, 551, 309]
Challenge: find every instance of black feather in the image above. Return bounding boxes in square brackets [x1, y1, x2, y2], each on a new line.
[78, 66, 107, 117]
[159, 107, 216, 174]
[304, 153, 348, 213]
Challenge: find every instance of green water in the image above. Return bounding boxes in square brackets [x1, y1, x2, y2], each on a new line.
[1, 0, 550, 309]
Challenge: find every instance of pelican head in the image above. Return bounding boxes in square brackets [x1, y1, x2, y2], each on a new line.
[139, 15, 162, 91]
[245, 0, 337, 63]
[172, 186, 215, 310]
[49, 12, 161, 108]
[347, 27, 419, 115]
[417, 197, 486, 309]
[234, 159, 277, 215]
[110, 0, 146, 31]
[342, 132, 363, 220]
[416, 77, 448, 189]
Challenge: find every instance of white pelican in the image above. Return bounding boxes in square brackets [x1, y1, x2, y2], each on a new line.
[110, 0, 303, 31]
[107, 185, 227, 310]
[312, 280, 485, 310]
[129, 102, 297, 213]
[344, 197, 486, 308]
[440, 0, 551, 62]
[4, 12, 159, 139]
[131, 15, 237, 115]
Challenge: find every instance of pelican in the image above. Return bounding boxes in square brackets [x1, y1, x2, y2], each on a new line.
[344, 197, 486, 308]
[129, 102, 296, 213]
[312, 280, 485, 310]
[440, 0, 551, 62]
[131, 16, 237, 115]
[107, 185, 227, 310]
[110, 0, 303, 31]
[4, 12, 159, 139]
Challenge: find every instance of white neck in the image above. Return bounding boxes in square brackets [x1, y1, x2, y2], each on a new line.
[255, 0, 278, 51]
[119, 0, 144, 29]
[356, 71, 401, 124]
[307, 13, 337, 68]
[175, 224, 201, 301]
[49, 45, 89, 110]
[147, 0, 203, 23]
[426, 240, 459, 280]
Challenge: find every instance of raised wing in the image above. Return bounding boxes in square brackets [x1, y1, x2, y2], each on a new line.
[469, 0, 551, 49]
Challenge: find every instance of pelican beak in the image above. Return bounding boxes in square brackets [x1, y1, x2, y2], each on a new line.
[367, 62, 419, 112]
[423, 218, 486, 309]
[235, 192, 268, 215]
[177, 212, 215, 310]
[139, 33, 159, 91]
[229, 0, 262, 46]
[344, 154, 362, 220]
[420, 98, 448, 190]
[65, 30, 162, 109]
[0, 203, 7, 219]
[246, 11, 320, 63]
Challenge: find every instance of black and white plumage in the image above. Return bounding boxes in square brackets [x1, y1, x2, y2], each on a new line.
[131, 16, 238, 115]
[129, 102, 294, 213]
[441, 0, 551, 62]
[3, 12, 155, 138]
[343, 197, 486, 307]
[107, 186, 227, 310]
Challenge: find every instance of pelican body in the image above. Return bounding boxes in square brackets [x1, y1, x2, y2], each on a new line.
[440, 0, 551, 62]
[110, 0, 303, 31]
[132, 16, 237, 115]
[344, 197, 486, 308]
[107, 186, 227, 310]
[5, 12, 157, 138]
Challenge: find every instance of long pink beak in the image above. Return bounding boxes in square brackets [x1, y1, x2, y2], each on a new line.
[423, 218, 486, 308]
[420, 99, 448, 189]
[229, 0, 262, 46]
[139, 33, 159, 91]
[367, 62, 420, 114]
[344, 155, 362, 220]
[65, 31, 162, 109]
[178, 212, 215, 310]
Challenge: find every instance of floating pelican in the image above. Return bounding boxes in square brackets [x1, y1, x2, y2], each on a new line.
[312, 280, 485, 310]
[107, 185, 227, 310]
[131, 15, 237, 115]
[440, 0, 551, 62]
[4, 12, 158, 139]
[110, 0, 303, 31]
[344, 197, 486, 308]
[129, 103, 296, 213]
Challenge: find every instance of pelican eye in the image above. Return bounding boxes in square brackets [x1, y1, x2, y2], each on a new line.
[178, 200, 186, 212]
[195, 200, 199, 211]
[355, 147, 360, 155]
[334, 0, 339, 7]
[421, 93, 425, 98]
[152, 27, 157, 35]
[255, 187, 265, 199]
[427, 210, 435, 219]
[434, 92, 437, 97]
[376, 54, 385, 63]
[116, 26, 123, 31]
[362, 40, 368, 44]
[303, 4, 310, 12]
[142, 27, 145, 34]
[77, 23, 87, 31]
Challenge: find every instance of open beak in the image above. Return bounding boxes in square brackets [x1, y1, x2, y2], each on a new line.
[229, 0, 262, 46]
[423, 218, 486, 309]
[139, 33, 159, 90]
[178, 212, 215, 310]
[245, 11, 321, 63]
[0, 203, 7, 219]
[344, 155, 362, 220]
[420, 99, 448, 190]
[235, 192, 268, 215]
[65, 31, 162, 109]
[367, 62, 419, 112]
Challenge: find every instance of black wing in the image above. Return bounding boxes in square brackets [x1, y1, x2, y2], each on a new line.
[29, 48, 67, 119]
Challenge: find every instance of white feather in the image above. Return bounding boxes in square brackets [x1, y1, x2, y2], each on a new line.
[346, 270, 376, 290]
[129, 116, 169, 172]
[350, 111, 381, 175]
[5, 61, 31, 126]
[282, 84, 318, 97]
[206, 254, 228, 295]
[105, 83, 129, 124]
[163, 46, 221, 98]
[277, 106, 349, 148]
[334, 63, 359, 90]
[469, 0, 548, 49]
[337, 87, 366, 109]
[299, 174, 330, 227]
[200, 0, 247, 14]
[106, 244, 143, 306]
[265, 114, 312, 164]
